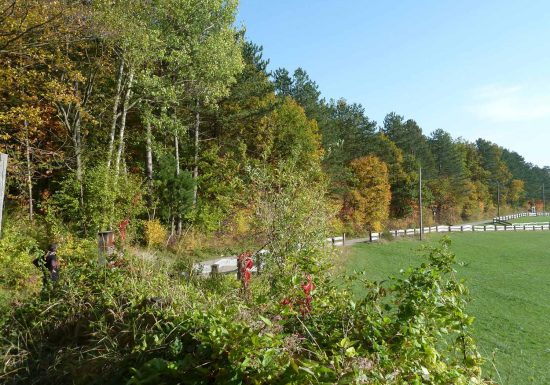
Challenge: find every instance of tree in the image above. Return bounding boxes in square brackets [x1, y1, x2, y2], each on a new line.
[475, 138, 512, 204]
[366, 133, 417, 218]
[508, 179, 525, 207]
[268, 98, 322, 171]
[320, 99, 376, 194]
[382, 113, 435, 174]
[343, 155, 391, 232]
[155, 155, 194, 236]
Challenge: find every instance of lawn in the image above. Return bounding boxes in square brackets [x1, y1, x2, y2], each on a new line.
[344, 232, 550, 385]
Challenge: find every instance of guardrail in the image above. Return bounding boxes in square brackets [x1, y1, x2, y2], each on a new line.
[326, 234, 346, 246]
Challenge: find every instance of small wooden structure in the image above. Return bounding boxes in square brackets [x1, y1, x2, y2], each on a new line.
[97, 231, 116, 265]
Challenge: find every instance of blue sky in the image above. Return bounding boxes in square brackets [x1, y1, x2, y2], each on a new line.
[237, 0, 550, 167]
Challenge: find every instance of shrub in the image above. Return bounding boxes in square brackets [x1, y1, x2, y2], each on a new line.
[1, 236, 490, 384]
[143, 219, 168, 248]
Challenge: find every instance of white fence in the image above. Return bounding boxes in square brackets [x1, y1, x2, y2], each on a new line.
[367, 223, 550, 242]
[493, 212, 550, 224]
[326, 234, 346, 246]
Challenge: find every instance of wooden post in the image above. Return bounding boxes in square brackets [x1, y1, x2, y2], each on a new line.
[210, 264, 219, 277]
[461, 225, 463, 232]
[369, 231, 372, 242]
[484, 225, 486, 232]
[342, 233, 346, 246]
[0, 154, 7, 237]
[448, 225, 451, 232]
[237, 258, 242, 280]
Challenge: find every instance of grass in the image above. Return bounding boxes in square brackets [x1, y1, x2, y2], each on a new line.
[344, 232, 550, 385]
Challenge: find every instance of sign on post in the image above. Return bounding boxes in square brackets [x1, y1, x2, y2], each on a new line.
[0, 153, 7, 237]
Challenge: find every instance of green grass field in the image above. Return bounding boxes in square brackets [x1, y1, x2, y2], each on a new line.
[345, 232, 550, 385]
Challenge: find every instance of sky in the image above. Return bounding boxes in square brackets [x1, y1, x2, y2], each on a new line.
[237, 0, 550, 167]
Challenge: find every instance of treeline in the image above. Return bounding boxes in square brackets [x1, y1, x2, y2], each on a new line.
[1, 0, 549, 240]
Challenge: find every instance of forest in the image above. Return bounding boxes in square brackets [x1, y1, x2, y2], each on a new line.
[0, 1, 547, 384]
[1, 0, 549, 240]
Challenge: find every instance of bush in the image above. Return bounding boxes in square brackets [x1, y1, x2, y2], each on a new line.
[0, 215, 43, 292]
[0, 238, 490, 384]
[143, 219, 168, 248]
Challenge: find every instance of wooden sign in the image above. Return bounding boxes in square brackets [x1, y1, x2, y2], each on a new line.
[0, 153, 7, 237]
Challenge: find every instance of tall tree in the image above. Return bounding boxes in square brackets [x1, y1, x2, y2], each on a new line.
[343, 155, 391, 232]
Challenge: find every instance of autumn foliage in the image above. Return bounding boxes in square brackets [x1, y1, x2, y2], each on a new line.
[343, 155, 391, 232]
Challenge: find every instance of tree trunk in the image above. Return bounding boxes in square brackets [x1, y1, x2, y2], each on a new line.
[193, 100, 200, 207]
[175, 131, 182, 235]
[146, 120, 153, 205]
[107, 58, 124, 170]
[74, 113, 84, 212]
[114, 68, 134, 179]
[24, 120, 33, 221]
[175, 131, 180, 176]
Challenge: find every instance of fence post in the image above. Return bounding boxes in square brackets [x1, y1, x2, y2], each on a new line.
[342, 233, 346, 246]
[448, 225, 451, 232]
[237, 259, 242, 280]
[211, 264, 219, 277]
[523, 225, 526, 231]
[369, 231, 372, 242]
[461, 225, 463, 232]
[394, 230, 398, 237]
[484, 225, 486, 232]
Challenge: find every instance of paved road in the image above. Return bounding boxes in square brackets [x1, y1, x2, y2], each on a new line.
[194, 216, 509, 274]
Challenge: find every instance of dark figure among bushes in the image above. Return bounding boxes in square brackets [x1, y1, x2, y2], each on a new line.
[33, 244, 60, 282]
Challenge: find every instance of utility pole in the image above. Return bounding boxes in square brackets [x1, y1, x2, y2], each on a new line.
[419, 166, 423, 241]
[497, 181, 501, 217]
[543, 183, 546, 214]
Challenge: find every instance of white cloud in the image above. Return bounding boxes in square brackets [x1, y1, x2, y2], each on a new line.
[468, 84, 550, 122]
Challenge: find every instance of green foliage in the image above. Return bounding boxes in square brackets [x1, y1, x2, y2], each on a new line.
[0, 236, 488, 384]
[47, 165, 145, 234]
[0, 218, 42, 291]
[250, 162, 332, 288]
[155, 155, 194, 226]
[344, 155, 392, 233]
